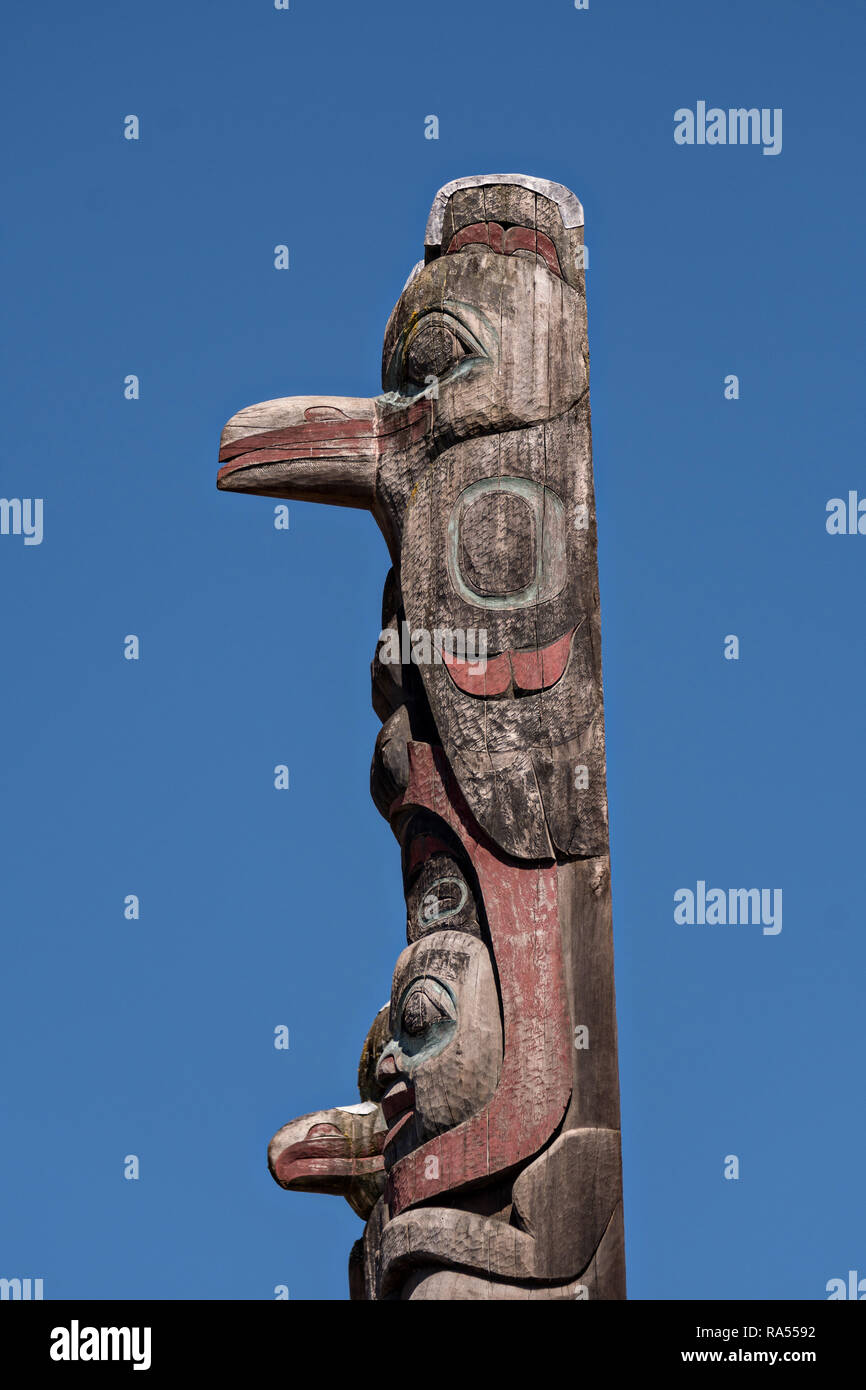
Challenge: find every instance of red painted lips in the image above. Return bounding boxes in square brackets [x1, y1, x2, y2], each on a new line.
[441, 625, 575, 697]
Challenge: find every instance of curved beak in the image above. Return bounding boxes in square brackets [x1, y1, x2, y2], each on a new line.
[217, 396, 379, 511]
[268, 1101, 387, 1221]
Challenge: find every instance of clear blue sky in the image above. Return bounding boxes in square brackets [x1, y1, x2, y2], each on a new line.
[2, 0, 864, 1300]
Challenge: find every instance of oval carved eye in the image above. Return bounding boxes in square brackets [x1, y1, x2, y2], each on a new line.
[400, 979, 457, 1037]
[418, 876, 469, 927]
[402, 322, 468, 392]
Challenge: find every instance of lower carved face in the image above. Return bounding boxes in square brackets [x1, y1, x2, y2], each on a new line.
[375, 929, 502, 1167]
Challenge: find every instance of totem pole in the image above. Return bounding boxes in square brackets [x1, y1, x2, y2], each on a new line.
[217, 175, 624, 1300]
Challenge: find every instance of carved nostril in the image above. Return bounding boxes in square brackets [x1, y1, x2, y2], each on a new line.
[304, 406, 349, 421]
[376, 1052, 398, 1081]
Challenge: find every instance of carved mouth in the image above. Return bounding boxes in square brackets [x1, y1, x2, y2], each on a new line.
[381, 1081, 416, 1147]
[440, 625, 576, 697]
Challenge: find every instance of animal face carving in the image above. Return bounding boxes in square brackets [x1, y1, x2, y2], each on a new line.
[381, 251, 586, 454]
[267, 1004, 391, 1221]
[218, 175, 606, 861]
[376, 930, 503, 1167]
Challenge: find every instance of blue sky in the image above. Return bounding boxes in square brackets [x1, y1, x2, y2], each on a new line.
[2, 0, 864, 1300]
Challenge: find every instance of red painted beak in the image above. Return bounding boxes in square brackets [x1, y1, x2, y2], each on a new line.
[267, 1104, 387, 1219]
[217, 392, 434, 520]
[272, 1121, 386, 1190]
[217, 396, 380, 510]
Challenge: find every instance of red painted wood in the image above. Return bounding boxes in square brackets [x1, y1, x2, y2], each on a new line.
[218, 399, 432, 464]
[440, 646, 511, 696]
[440, 628, 575, 696]
[405, 834, 458, 875]
[446, 221, 505, 255]
[503, 225, 562, 278]
[217, 400, 434, 485]
[385, 743, 573, 1218]
[445, 221, 563, 280]
[510, 626, 574, 692]
[275, 1153, 385, 1186]
[274, 1128, 385, 1187]
[219, 419, 373, 462]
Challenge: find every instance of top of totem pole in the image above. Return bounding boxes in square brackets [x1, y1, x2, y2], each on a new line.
[421, 173, 586, 292]
[425, 173, 584, 246]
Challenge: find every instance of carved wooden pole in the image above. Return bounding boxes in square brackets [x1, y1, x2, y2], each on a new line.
[217, 175, 624, 1300]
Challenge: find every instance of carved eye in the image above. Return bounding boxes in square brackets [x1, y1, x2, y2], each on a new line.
[400, 979, 457, 1038]
[418, 877, 469, 927]
[403, 323, 468, 391]
[393, 313, 486, 395]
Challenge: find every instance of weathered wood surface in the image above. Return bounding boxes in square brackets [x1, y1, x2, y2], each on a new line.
[218, 175, 624, 1300]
